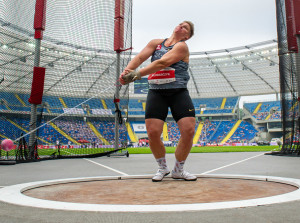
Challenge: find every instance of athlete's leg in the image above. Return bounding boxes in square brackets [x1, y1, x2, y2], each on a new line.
[168, 89, 195, 161]
[146, 118, 170, 182]
[171, 117, 197, 181]
[175, 116, 196, 161]
[145, 90, 168, 159]
[145, 90, 169, 181]
[145, 118, 165, 159]
[169, 89, 197, 181]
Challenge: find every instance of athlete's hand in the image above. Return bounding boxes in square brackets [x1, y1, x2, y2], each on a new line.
[119, 69, 131, 85]
[119, 69, 141, 85]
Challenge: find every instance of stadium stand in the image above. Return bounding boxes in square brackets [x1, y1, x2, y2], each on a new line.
[43, 95, 62, 107]
[0, 84, 278, 146]
[128, 111, 144, 115]
[54, 120, 99, 144]
[225, 97, 239, 108]
[193, 98, 223, 109]
[0, 92, 264, 146]
[129, 99, 143, 110]
[209, 120, 236, 144]
[167, 122, 180, 142]
[244, 102, 259, 113]
[226, 121, 258, 143]
[203, 109, 232, 114]
[244, 100, 282, 120]
[0, 118, 23, 141]
[91, 120, 128, 144]
[202, 121, 220, 143]
[0, 92, 22, 106]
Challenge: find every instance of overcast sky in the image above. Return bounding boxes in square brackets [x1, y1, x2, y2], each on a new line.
[132, 0, 277, 52]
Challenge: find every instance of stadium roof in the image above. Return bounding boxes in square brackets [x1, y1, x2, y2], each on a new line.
[0, 21, 279, 99]
[135, 39, 279, 98]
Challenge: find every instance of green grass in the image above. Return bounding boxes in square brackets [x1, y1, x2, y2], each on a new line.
[37, 148, 116, 156]
[127, 146, 280, 154]
[1, 146, 280, 158]
[1, 148, 117, 157]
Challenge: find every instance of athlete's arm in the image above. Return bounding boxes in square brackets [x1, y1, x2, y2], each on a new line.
[125, 39, 164, 71]
[119, 39, 163, 85]
[139, 42, 189, 76]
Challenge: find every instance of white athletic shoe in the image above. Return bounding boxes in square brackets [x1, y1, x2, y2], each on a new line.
[171, 170, 197, 181]
[152, 168, 170, 182]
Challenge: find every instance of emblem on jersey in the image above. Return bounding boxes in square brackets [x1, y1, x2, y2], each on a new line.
[148, 67, 176, 85]
[156, 44, 162, 50]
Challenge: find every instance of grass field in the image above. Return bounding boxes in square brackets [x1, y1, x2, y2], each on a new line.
[127, 146, 280, 154]
[1, 146, 280, 159]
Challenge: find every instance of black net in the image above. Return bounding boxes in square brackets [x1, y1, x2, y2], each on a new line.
[0, 0, 132, 163]
[275, 0, 299, 155]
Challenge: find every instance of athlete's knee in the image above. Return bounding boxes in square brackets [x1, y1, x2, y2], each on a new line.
[178, 118, 195, 139]
[146, 121, 163, 139]
[147, 127, 162, 139]
[181, 125, 195, 138]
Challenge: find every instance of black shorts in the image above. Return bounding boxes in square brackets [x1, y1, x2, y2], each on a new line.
[145, 88, 195, 122]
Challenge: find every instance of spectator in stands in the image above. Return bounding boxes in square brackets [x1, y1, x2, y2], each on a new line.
[56, 139, 60, 155]
[119, 21, 197, 182]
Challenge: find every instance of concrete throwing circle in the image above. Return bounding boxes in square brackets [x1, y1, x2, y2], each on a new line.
[0, 174, 300, 212]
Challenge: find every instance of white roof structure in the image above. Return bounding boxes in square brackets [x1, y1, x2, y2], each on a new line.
[133, 40, 279, 98]
[188, 40, 279, 98]
[0, 20, 279, 99]
[0, 25, 125, 98]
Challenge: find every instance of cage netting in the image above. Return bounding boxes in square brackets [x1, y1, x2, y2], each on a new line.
[275, 0, 299, 155]
[0, 0, 132, 162]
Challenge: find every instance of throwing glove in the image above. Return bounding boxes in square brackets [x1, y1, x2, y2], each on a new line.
[121, 71, 141, 85]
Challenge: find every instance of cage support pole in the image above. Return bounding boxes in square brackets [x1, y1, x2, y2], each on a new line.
[296, 36, 300, 139]
[29, 0, 47, 159]
[296, 36, 300, 100]
[114, 0, 125, 150]
[29, 39, 41, 151]
[276, 0, 290, 150]
[114, 53, 121, 150]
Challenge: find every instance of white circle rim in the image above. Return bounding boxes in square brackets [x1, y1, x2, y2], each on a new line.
[0, 174, 300, 212]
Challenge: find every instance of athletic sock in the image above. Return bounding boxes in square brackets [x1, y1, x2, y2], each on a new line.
[173, 159, 185, 173]
[156, 157, 168, 169]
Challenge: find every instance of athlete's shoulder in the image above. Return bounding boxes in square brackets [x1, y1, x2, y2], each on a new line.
[175, 41, 188, 49]
[173, 41, 189, 53]
[148, 39, 165, 46]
